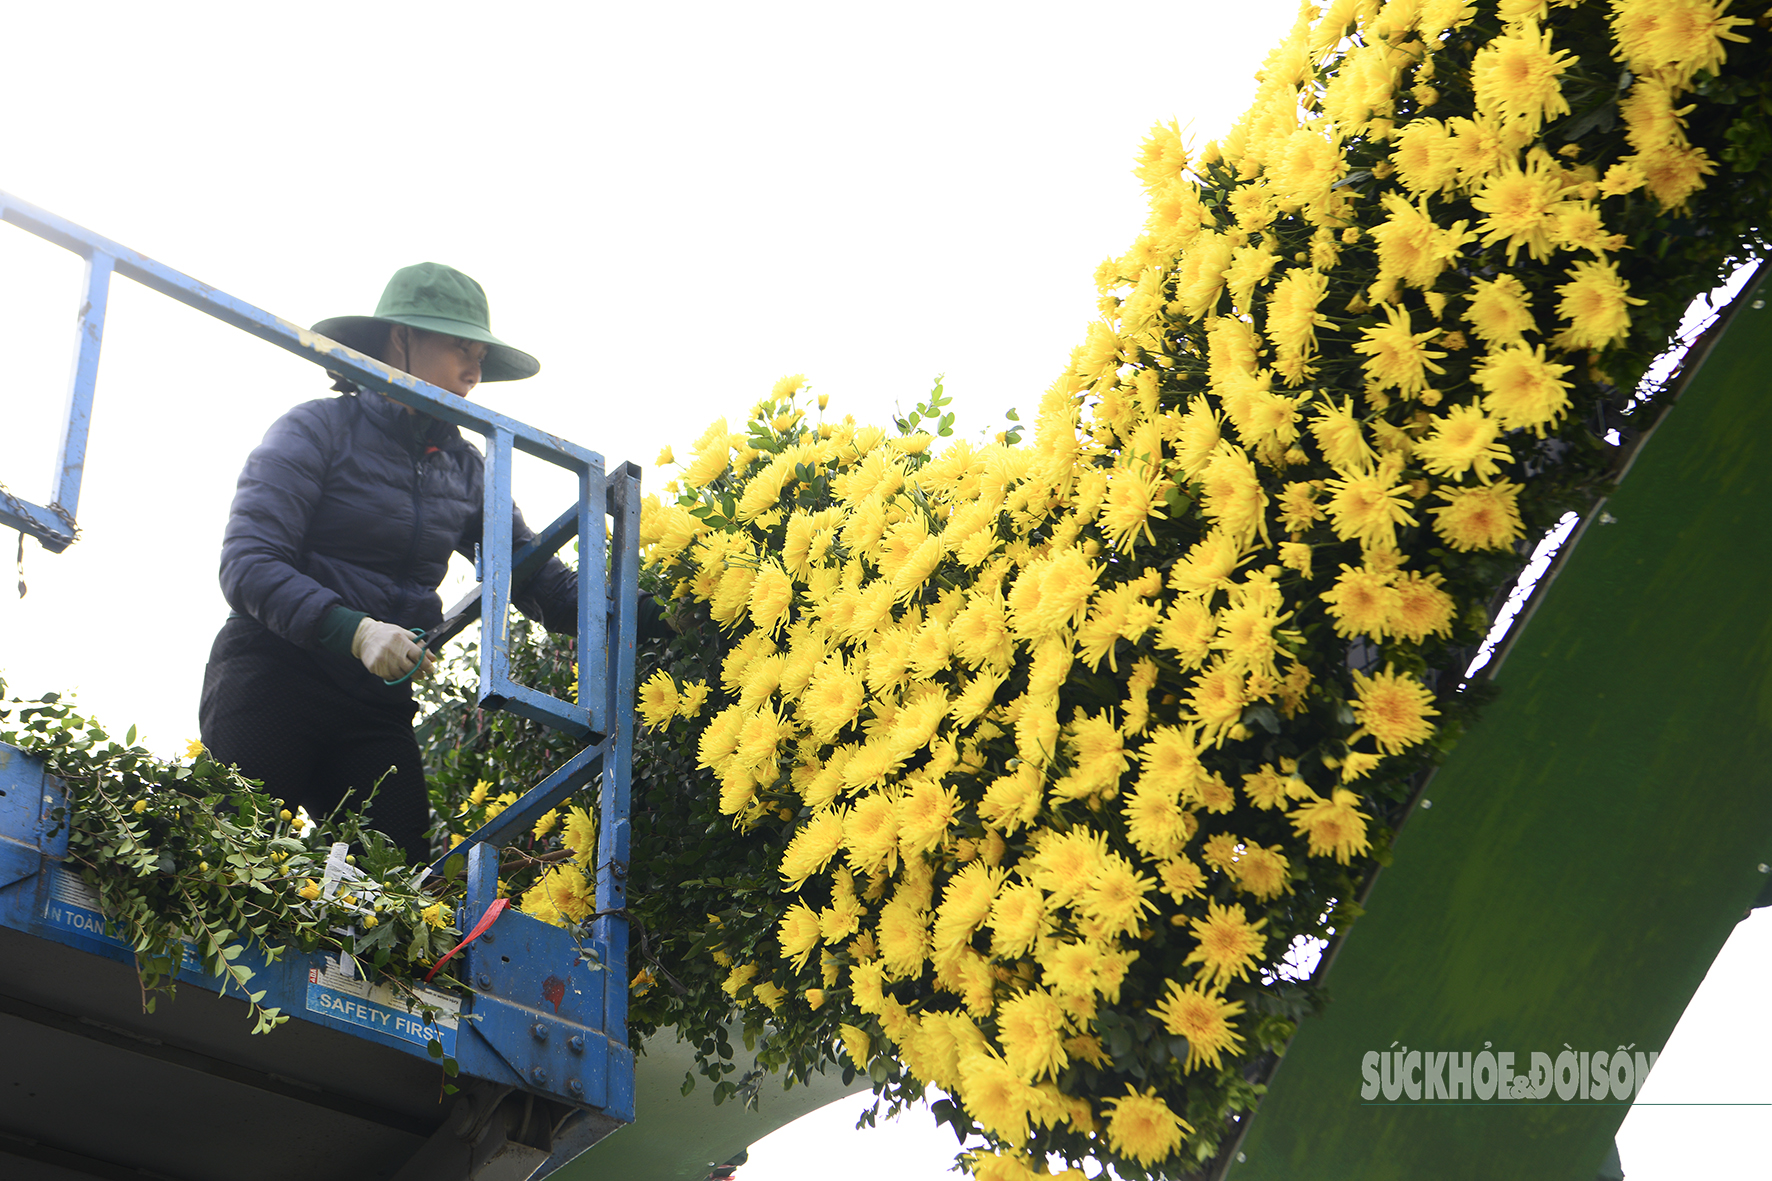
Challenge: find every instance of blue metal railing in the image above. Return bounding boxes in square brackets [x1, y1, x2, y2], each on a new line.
[0, 190, 641, 1118]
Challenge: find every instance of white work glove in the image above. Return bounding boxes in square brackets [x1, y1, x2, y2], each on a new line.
[351, 618, 432, 681]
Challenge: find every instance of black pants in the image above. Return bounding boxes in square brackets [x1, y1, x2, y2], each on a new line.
[199, 618, 431, 863]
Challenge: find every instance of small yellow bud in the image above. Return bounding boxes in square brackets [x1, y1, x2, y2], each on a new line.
[279, 809, 293, 822]
[817, 393, 829, 410]
[805, 988, 826, 1010]
[345, 854, 356, 865]
[362, 915, 378, 929]
[199, 861, 210, 872]
[132, 799, 148, 814]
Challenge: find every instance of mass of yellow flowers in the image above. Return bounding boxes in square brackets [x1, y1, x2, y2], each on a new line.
[601, 0, 1762, 1172]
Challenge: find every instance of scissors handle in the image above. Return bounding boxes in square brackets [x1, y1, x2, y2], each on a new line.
[382, 628, 429, 686]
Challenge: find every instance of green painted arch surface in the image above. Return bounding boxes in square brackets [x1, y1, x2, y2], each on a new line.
[1228, 273, 1772, 1181]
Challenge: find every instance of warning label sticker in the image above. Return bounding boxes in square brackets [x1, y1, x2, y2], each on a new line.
[40, 867, 201, 969]
[306, 958, 460, 1056]
[44, 867, 459, 1058]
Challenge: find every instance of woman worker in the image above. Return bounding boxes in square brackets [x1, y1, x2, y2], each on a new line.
[199, 262, 578, 863]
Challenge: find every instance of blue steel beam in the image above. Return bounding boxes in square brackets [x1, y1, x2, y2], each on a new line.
[0, 493, 77, 554]
[595, 461, 641, 1071]
[0, 191, 599, 472]
[50, 251, 112, 527]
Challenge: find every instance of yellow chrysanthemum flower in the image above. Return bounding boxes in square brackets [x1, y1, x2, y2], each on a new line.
[777, 902, 822, 971]
[801, 655, 866, 743]
[1320, 563, 1400, 639]
[1197, 444, 1268, 547]
[1322, 465, 1417, 550]
[1265, 268, 1333, 386]
[1079, 852, 1158, 938]
[1610, 0, 1751, 87]
[1234, 842, 1292, 901]
[1173, 230, 1235, 319]
[1354, 303, 1446, 396]
[1241, 765, 1291, 811]
[1007, 548, 1099, 640]
[1415, 403, 1513, 480]
[843, 793, 900, 876]
[1462, 273, 1535, 347]
[1099, 465, 1171, 553]
[1185, 660, 1248, 748]
[1629, 140, 1717, 212]
[1268, 125, 1347, 207]
[1184, 900, 1268, 988]
[997, 987, 1070, 1081]
[1431, 482, 1527, 551]
[1371, 192, 1474, 292]
[1224, 241, 1282, 314]
[1102, 1086, 1191, 1166]
[1290, 788, 1374, 863]
[1472, 344, 1574, 437]
[1052, 710, 1129, 801]
[1123, 778, 1189, 861]
[1276, 480, 1326, 536]
[563, 805, 598, 864]
[1472, 155, 1568, 262]
[959, 1052, 1042, 1147]
[636, 670, 678, 732]
[1153, 979, 1248, 1072]
[1390, 571, 1458, 643]
[1552, 258, 1645, 351]
[1471, 19, 1574, 132]
[1391, 117, 1458, 196]
[521, 864, 595, 927]
[778, 808, 847, 889]
[897, 775, 961, 856]
[877, 892, 931, 979]
[979, 763, 1043, 834]
[1352, 665, 1441, 754]
[984, 880, 1047, 960]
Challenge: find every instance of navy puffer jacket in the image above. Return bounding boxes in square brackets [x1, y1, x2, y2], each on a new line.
[218, 391, 576, 698]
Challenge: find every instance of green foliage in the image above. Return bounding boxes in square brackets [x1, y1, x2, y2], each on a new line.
[0, 680, 461, 1036]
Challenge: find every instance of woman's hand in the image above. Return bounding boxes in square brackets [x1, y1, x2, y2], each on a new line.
[351, 618, 434, 681]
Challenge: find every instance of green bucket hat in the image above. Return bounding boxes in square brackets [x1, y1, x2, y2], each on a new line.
[312, 261, 539, 382]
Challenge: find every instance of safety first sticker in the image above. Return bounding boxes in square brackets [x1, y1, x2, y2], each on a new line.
[306, 957, 460, 1056]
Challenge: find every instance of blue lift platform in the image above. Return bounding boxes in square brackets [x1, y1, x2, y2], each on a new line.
[0, 191, 643, 1181]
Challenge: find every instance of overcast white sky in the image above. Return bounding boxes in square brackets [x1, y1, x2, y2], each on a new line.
[0, 2, 1763, 1176]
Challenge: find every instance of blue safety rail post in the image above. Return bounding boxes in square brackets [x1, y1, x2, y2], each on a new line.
[0, 191, 641, 1125]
